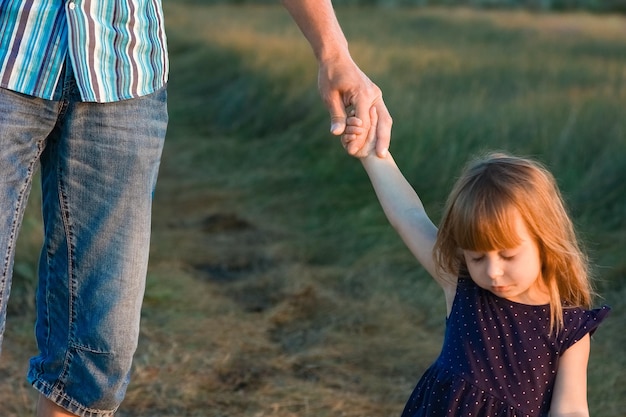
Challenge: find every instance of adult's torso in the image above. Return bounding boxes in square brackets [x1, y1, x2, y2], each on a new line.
[0, 0, 169, 102]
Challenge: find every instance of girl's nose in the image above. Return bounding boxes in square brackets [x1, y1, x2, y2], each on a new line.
[486, 258, 504, 280]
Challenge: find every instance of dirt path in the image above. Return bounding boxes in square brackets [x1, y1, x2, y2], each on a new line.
[108, 137, 412, 416]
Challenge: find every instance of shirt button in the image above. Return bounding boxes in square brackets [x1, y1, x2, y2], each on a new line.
[68, 1, 76, 9]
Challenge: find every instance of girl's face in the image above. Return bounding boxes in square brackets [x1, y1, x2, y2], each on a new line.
[462, 210, 549, 305]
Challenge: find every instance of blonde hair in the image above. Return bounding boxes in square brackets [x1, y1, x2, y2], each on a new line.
[434, 152, 594, 333]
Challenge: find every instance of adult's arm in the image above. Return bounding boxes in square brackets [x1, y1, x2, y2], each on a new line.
[282, 0, 392, 157]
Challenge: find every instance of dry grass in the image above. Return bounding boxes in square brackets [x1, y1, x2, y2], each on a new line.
[117, 133, 435, 416]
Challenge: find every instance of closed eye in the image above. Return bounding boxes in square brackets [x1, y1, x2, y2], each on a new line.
[500, 251, 516, 261]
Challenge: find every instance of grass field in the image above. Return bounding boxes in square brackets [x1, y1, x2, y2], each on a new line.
[1, 4, 624, 416]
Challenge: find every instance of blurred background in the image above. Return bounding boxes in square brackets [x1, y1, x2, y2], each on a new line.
[186, 0, 626, 13]
[1, 1, 624, 416]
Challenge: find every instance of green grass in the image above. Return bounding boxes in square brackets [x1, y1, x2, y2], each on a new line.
[3, 5, 625, 416]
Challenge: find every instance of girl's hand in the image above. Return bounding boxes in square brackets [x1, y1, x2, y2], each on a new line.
[342, 107, 378, 159]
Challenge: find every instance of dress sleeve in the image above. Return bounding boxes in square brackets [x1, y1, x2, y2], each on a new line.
[559, 305, 611, 353]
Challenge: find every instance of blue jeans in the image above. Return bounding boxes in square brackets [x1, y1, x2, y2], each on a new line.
[0, 67, 167, 417]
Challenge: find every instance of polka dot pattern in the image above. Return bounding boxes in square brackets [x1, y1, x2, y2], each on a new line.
[400, 276, 610, 417]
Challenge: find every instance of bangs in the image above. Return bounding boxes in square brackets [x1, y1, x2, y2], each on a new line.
[452, 195, 522, 252]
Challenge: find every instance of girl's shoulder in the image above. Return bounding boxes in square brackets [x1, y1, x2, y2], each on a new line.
[557, 304, 611, 352]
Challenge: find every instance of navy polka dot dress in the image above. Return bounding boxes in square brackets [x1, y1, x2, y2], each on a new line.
[400, 276, 610, 417]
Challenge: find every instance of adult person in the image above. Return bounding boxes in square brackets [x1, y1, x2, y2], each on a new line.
[0, 0, 392, 416]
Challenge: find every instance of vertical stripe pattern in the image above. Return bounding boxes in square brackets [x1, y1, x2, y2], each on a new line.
[0, 0, 168, 102]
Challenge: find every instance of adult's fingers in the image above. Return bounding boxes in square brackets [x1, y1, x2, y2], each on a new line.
[327, 92, 348, 136]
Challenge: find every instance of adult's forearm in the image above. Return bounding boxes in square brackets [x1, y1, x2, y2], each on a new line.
[281, 0, 350, 63]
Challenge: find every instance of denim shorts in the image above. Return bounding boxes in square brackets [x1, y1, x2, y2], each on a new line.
[0, 64, 167, 417]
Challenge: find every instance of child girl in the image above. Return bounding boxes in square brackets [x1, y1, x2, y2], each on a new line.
[343, 112, 610, 417]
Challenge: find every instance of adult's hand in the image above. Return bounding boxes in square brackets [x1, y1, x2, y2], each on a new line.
[319, 55, 392, 158]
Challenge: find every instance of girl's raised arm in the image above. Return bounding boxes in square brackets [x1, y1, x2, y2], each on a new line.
[361, 152, 456, 295]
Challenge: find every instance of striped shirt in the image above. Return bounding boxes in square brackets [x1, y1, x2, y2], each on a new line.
[0, 0, 168, 103]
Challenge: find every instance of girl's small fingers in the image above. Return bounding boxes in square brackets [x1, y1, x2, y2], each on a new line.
[346, 116, 362, 126]
[343, 125, 363, 135]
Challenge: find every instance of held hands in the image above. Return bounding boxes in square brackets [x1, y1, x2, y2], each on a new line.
[344, 107, 378, 159]
[318, 56, 392, 158]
